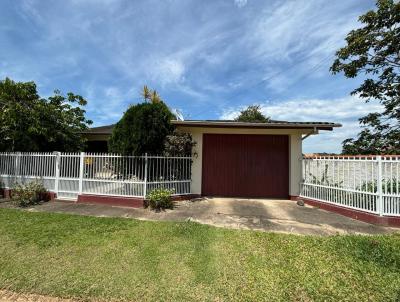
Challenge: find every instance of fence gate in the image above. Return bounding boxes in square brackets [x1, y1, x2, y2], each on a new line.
[0, 152, 57, 195]
[57, 153, 80, 200]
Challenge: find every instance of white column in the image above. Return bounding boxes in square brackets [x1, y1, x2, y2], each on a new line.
[54, 152, 61, 195]
[14, 152, 22, 184]
[289, 134, 302, 197]
[376, 155, 383, 216]
[190, 131, 202, 195]
[78, 152, 85, 195]
[143, 153, 148, 198]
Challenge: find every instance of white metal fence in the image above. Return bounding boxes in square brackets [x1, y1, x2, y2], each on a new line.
[0, 152, 192, 200]
[301, 155, 400, 217]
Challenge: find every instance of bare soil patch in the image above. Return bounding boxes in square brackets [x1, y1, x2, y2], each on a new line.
[0, 290, 78, 302]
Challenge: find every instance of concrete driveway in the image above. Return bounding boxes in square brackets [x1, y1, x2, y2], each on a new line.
[9, 197, 397, 236]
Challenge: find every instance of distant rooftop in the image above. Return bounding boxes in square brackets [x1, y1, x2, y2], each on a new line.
[83, 119, 341, 135]
[83, 124, 115, 134]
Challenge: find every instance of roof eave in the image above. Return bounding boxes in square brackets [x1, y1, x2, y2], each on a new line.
[81, 131, 112, 135]
[172, 120, 341, 131]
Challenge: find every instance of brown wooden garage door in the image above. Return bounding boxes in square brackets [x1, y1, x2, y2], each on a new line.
[202, 134, 289, 198]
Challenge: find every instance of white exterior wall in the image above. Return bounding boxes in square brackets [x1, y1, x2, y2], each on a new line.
[289, 133, 303, 197]
[177, 127, 308, 198]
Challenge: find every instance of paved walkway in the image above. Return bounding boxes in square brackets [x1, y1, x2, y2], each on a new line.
[4, 197, 396, 236]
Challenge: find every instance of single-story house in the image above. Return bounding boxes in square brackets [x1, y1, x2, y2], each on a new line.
[83, 120, 341, 200]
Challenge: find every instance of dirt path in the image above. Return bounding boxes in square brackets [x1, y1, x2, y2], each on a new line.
[0, 290, 78, 302]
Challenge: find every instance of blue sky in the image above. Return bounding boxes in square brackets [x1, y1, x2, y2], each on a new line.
[0, 0, 380, 153]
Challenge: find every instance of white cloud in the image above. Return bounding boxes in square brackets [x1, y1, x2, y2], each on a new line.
[2, 0, 375, 128]
[234, 0, 248, 8]
[19, 0, 44, 25]
[147, 57, 186, 86]
[245, 0, 362, 92]
[221, 96, 382, 153]
[251, 1, 357, 59]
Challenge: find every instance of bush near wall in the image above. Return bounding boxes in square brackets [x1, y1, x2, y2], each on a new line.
[145, 188, 174, 210]
[11, 181, 50, 207]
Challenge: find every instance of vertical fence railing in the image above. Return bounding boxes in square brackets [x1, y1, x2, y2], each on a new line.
[54, 152, 61, 196]
[58, 153, 81, 199]
[143, 153, 148, 198]
[381, 156, 400, 216]
[377, 155, 383, 215]
[300, 155, 400, 217]
[0, 152, 57, 191]
[0, 152, 192, 200]
[81, 153, 146, 198]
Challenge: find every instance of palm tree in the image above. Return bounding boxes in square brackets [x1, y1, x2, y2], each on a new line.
[141, 85, 151, 102]
[150, 90, 161, 103]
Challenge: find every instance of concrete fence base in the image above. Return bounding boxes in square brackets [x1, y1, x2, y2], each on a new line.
[295, 196, 400, 227]
[75, 194, 201, 208]
[1, 187, 200, 209]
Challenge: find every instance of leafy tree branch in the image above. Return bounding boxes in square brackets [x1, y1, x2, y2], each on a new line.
[331, 0, 400, 154]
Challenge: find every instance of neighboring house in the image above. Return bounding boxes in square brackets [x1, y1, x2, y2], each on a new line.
[83, 120, 341, 200]
[84, 125, 113, 152]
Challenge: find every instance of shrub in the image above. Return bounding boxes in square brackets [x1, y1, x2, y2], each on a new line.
[0, 180, 4, 198]
[108, 101, 174, 155]
[359, 179, 400, 194]
[163, 130, 197, 156]
[12, 181, 49, 207]
[146, 188, 174, 210]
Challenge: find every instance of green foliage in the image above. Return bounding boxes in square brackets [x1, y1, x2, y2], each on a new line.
[0, 77, 92, 152]
[108, 101, 174, 155]
[163, 130, 197, 156]
[11, 181, 49, 207]
[146, 188, 174, 210]
[234, 105, 270, 123]
[330, 0, 400, 154]
[359, 178, 400, 194]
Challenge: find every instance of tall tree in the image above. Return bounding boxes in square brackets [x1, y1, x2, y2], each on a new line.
[36, 90, 93, 151]
[0, 78, 92, 152]
[108, 102, 174, 155]
[108, 88, 174, 155]
[331, 0, 400, 154]
[234, 105, 270, 123]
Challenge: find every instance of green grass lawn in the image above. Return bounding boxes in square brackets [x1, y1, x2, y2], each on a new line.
[0, 208, 399, 302]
